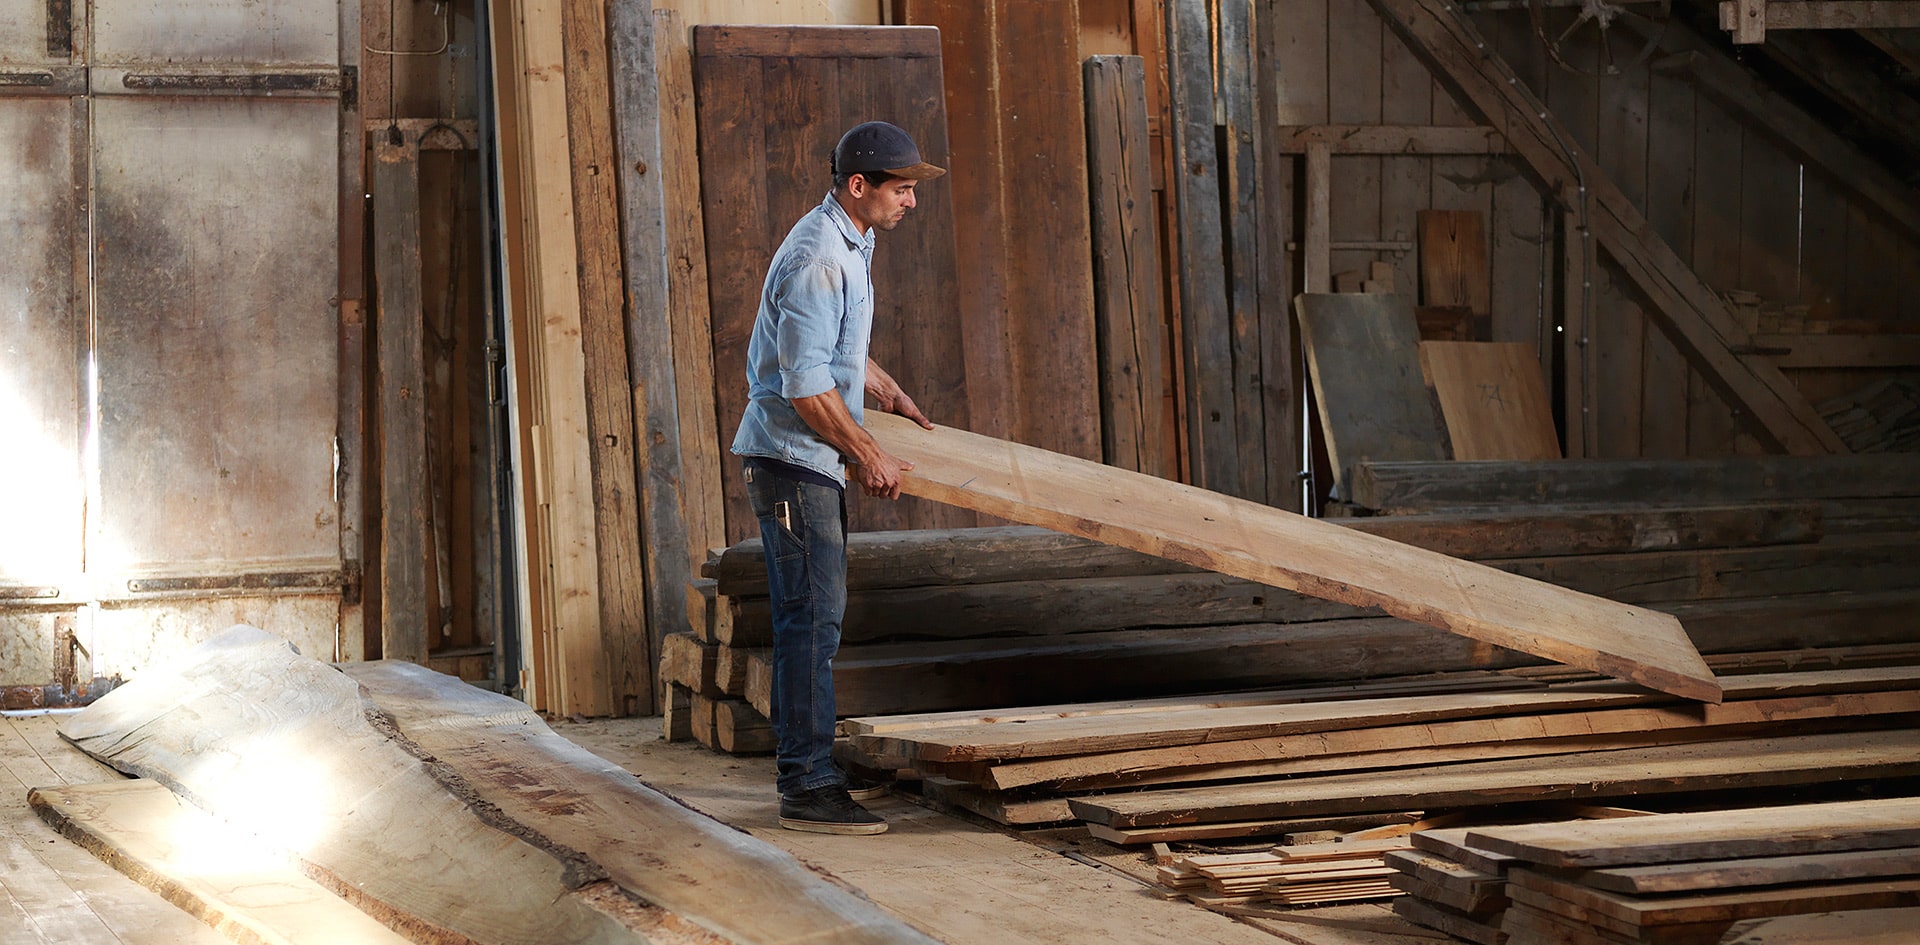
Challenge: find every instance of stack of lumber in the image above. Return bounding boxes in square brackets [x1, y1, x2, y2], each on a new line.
[840, 662, 1920, 836]
[52, 625, 937, 945]
[1390, 828, 1518, 945]
[669, 463, 1919, 752]
[1445, 798, 1920, 944]
[1157, 838, 1409, 910]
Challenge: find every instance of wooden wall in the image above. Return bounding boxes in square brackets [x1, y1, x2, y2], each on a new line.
[1269, 0, 1920, 462]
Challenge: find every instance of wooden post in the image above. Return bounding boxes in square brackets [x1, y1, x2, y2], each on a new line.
[373, 143, 430, 664]
[1562, 207, 1591, 459]
[609, 3, 689, 714]
[1083, 55, 1170, 479]
[1166, 0, 1242, 495]
[1302, 141, 1331, 295]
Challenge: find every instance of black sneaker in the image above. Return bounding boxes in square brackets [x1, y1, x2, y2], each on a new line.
[778, 784, 888, 835]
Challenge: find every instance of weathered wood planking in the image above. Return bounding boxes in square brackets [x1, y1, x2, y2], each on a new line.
[1568, 847, 1920, 896]
[1295, 292, 1449, 492]
[693, 25, 973, 541]
[372, 145, 431, 664]
[1071, 729, 1920, 827]
[1419, 341, 1560, 461]
[1367, 0, 1846, 455]
[1252, 0, 1307, 511]
[1162, 0, 1243, 494]
[867, 411, 1719, 701]
[1466, 796, 1920, 868]
[30, 780, 415, 945]
[1417, 210, 1490, 328]
[1083, 54, 1170, 479]
[1509, 867, 1920, 928]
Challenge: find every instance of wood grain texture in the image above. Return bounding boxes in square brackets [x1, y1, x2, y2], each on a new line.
[1466, 795, 1920, 868]
[1296, 292, 1449, 489]
[373, 146, 431, 664]
[1419, 341, 1560, 460]
[29, 780, 415, 945]
[866, 410, 1719, 702]
[343, 660, 935, 944]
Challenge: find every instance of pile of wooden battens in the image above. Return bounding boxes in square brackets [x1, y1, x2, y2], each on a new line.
[1158, 837, 1412, 910]
[1399, 798, 1920, 944]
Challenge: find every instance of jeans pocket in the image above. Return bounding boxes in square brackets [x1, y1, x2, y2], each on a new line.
[748, 470, 808, 564]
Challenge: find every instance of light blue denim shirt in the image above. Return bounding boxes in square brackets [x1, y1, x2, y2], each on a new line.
[729, 192, 876, 484]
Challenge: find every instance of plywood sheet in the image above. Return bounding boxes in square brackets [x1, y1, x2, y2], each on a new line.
[866, 410, 1719, 702]
[1296, 293, 1447, 494]
[1419, 341, 1561, 460]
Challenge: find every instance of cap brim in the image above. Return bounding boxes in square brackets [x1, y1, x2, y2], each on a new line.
[886, 161, 947, 181]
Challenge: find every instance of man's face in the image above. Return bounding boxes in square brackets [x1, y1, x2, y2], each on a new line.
[848, 176, 919, 232]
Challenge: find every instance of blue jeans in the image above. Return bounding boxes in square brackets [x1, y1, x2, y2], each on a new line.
[743, 462, 848, 797]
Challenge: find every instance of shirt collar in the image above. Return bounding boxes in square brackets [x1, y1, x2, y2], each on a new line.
[820, 191, 875, 253]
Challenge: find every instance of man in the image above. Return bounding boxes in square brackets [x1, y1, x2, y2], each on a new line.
[730, 120, 944, 835]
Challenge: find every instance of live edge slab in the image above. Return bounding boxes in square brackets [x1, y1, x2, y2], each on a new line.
[865, 412, 1721, 703]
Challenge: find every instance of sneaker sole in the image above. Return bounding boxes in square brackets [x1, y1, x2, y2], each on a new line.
[779, 817, 889, 836]
[845, 784, 889, 801]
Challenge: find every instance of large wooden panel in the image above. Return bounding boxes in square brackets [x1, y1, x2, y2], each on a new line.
[1420, 341, 1560, 460]
[867, 410, 1721, 702]
[92, 0, 337, 65]
[1296, 292, 1448, 491]
[693, 25, 972, 542]
[91, 96, 339, 575]
[898, 0, 1100, 463]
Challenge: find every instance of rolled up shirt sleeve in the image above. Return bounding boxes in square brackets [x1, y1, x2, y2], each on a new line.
[774, 259, 843, 400]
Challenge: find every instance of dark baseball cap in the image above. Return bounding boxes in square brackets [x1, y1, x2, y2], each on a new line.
[832, 121, 947, 180]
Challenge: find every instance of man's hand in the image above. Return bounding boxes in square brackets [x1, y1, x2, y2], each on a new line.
[866, 358, 935, 430]
[848, 448, 915, 500]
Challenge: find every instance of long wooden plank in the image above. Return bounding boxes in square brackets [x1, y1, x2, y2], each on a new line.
[344, 661, 927, 944]
[1365, 0, 1846, 455]
[1464, 796, 1920, 868]
[1509, 868, 1920, 928]
[1571, 847, 1920, 896]
[1069, 729, 1920, 827]
[372, 144, 430, 664]
[867, 410, 1720, 702]
[1721, 908, 1920, 945]
[29, 780, 414, 945]
[1084, 54, 1170, 478]
[970, 686, 1920, 791]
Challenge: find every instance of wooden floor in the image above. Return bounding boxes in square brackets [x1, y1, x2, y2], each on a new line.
[0, 712, 1444, 945]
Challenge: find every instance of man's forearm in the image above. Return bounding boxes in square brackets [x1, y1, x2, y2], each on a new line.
[792, 391, 884, 467]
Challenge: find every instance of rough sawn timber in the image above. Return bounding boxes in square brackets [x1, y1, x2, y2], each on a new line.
[57, 626, 936, 945]
[866, 411, 1721, 702]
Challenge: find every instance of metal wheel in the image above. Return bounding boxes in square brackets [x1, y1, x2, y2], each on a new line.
[1527, 0, 1672, 77]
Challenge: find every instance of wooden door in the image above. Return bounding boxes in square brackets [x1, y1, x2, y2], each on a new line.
[0, 0, 349, 697]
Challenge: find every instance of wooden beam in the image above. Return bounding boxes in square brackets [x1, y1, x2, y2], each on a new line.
[1346, 454, 1920, 511]
[1166, 0, 1242, 494]
[608, 1, 689, 713]
[650, 10, 726, 580]
[1466, 795, 1920, 867]
[1746, 28, 1920, 172]
[1302, 141, 1332, 294]
[1753, 333, 1920, 368]
[1364, 0, 1847, 455]
[1083, 55, 1170, 478]
[1721, 0, 1920, 43]
[1275, 124, 1510, 154]
[371, 143, 430, 664]
[867, 411, 1722, 702]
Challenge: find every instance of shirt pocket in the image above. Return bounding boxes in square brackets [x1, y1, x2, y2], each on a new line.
[836, 282, 872, 354]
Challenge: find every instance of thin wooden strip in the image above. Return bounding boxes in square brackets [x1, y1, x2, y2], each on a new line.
[691, 24, 940, 59]
[867, 411, 1719, 703]
[1466, 795, 1920, 868]
[1069, 729, 1920, 828]
[861, 666, 1905, 764]
[1571, 847, 1920, 896]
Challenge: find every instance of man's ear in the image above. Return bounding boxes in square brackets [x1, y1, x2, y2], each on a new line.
[847, 173, 866, 198]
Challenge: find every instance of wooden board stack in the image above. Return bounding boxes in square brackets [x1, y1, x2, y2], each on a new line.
[1156, 838, 1410, 910]
[839, 662, 1920, 837]
[1427, 798, 1920, 944]
[1390, 829, 1518, 945]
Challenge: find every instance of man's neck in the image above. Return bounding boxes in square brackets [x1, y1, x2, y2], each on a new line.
[832, 190, 870, 236]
